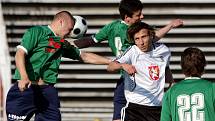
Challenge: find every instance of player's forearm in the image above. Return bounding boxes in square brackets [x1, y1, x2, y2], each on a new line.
[15, 49, 29, 80]
[73, 36, 96, 48]
[107, 61, 123, 72]
[154, 24, 173, 42]
[80, 52, 111, 65]
[154, 19, 183, 42]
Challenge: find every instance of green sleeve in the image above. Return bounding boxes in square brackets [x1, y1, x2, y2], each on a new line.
[94, 23, 111, 43]
[20, 27, 39, 53]
[161, 91, 172, 121]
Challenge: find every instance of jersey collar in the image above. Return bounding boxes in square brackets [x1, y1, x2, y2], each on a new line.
[184, 77, 201, 80]
[48, 25, 57, 36]
[121, 20, 129, 26]
[134, 45, 153, 56]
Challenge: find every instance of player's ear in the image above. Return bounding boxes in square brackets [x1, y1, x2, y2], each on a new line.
[150, 30, 155, 40]
[124, 14, 131, 22]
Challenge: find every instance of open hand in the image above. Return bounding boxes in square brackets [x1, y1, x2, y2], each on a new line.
[170, 19, 184, 28]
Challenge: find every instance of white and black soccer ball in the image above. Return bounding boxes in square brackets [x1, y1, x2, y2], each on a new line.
[70, 15, 88, 39]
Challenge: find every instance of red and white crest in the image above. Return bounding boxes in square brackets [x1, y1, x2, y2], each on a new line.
[148, 65, 160, 80]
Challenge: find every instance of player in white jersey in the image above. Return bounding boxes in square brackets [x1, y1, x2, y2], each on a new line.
[107, 21, 173, 121]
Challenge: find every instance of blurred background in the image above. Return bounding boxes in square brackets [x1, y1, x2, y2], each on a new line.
[0, 0, 215, 121]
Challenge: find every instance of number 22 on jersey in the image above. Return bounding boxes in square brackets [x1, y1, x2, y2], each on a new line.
[177, 93, 205, 121]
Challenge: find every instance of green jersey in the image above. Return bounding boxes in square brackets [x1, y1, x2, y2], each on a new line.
[161, 78, 215, 121]
[13, 26, 80, 84]
[94, 20, 131, 56]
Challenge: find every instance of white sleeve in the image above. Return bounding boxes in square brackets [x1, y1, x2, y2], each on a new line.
[153, 43, 171, 66]
[17, 45, 28, 54]
[160, 44, 171, 66]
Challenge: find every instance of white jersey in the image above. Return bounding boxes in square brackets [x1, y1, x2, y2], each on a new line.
[115, 43, 171, 106]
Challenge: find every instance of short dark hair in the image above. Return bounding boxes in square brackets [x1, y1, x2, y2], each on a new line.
[127, 21, 155, 44]
[53, 11, 74, 22]
[119, 0, 143, 20]
[181, 47, 206, 77]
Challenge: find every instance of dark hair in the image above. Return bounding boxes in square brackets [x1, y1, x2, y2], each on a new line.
[127, 21, 155, 44]
[119, 0, 143, 20]
[181, 47, 206, 77]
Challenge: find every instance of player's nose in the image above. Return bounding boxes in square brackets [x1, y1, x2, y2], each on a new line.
[140, 14, 144, 19]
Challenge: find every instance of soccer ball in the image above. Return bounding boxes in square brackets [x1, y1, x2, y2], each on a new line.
[70, 15, 88, 39]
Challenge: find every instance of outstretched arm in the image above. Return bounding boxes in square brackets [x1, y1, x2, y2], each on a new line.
[154, 19, 183, 42]
[80, 51, 111, 65]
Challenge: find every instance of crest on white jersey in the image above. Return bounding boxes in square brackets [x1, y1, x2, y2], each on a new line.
[148, 65, 160, 80]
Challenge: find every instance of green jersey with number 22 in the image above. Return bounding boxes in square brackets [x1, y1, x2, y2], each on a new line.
[161, 78, 215, 121]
